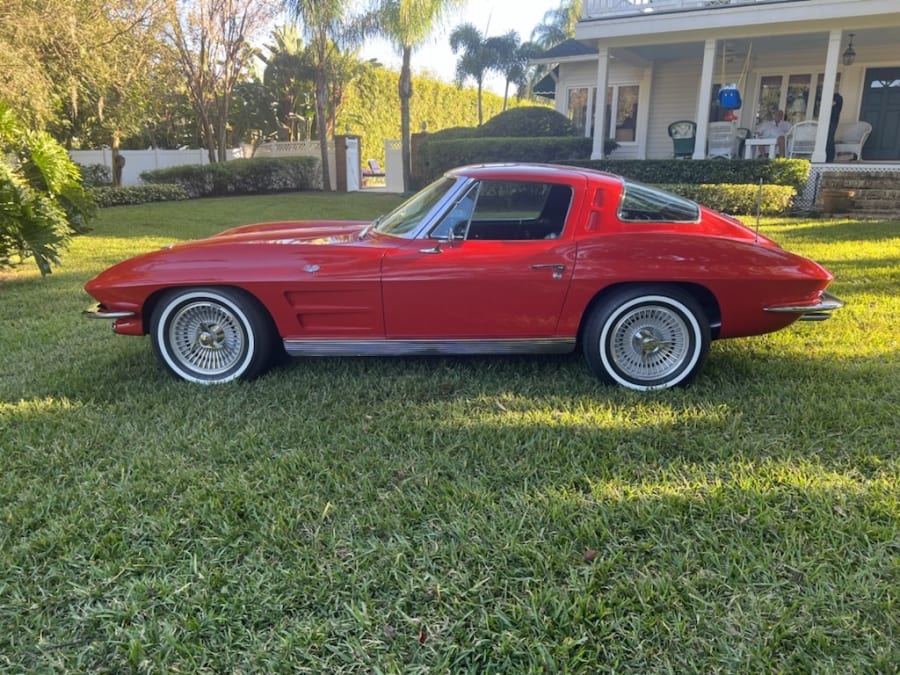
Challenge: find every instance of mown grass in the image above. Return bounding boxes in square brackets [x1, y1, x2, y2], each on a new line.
[1, 193, 898, 672]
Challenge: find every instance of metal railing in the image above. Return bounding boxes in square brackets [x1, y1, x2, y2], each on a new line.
[583, 0, 803, 19]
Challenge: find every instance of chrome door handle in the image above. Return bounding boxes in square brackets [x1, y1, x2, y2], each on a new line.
[531, 264, 566, 280]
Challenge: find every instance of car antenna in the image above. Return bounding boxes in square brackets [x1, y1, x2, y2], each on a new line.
[755, 178, 763, 245]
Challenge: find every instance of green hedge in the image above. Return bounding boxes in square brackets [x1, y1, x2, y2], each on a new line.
[141, 157, 321, 198]
[90, 184, 189, 208]
[413, 137, 593, 188]
[661, 183, 796, 216]
[562, 158, 810, 188]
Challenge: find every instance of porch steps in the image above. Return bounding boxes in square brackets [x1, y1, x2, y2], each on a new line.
[817, 170, 900, 220]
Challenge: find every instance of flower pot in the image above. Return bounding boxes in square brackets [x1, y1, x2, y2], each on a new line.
[821, 188, 856, 214]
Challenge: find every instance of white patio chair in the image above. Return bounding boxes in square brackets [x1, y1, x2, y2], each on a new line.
[786, 121, 818, 159]
[834, 121, 872, 161]
[707, 121, 738, 158]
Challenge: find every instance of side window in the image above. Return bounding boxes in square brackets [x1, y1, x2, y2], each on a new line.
[618, 181, 700, 223]
[466, 181, 573, 241]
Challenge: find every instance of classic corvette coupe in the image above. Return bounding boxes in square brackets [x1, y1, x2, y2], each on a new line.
[84, 163, 842, 390]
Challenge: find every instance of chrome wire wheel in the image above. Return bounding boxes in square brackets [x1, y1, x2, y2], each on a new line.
[151, 288, 275, 384]
[584, 289, 710, 391]
[168, 300, 247, 376]
[607, 304, 691, 383]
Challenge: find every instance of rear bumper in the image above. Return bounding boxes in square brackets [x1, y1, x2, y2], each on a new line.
[763, 292, 843, 321]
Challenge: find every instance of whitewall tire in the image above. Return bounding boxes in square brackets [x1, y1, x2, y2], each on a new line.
[584, 287, 710, 391]
[150, 287, 275, 384]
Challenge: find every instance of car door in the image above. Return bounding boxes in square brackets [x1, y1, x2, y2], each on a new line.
[381, 180, 578, 339]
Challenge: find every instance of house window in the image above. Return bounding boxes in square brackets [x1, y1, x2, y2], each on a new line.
[608, 85, 638, 142]
[756, 72, 841, 124]
[567, 87, 593, 135]
[785, 74, 812, 125]
[567, 84, 639, 141]
[813, 73, 842, 118]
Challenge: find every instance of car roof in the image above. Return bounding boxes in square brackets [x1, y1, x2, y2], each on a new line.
[447, 163, 624, 188]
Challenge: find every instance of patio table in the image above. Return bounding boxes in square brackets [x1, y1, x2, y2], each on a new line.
[744, 137, 779, 159]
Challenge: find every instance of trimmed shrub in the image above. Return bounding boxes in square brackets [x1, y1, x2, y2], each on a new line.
[476, 107, 580, 138]
[426, 126, 479, 142]
[562, 158, 809, 188]
[141, 157, 321, 198]
[91, 184, 188, 208]
[414, 137, 593, 187]
[661, 183, 796, 216]
[77, 163, 112, 188]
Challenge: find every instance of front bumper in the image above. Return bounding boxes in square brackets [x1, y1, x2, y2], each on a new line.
[83, 304, 136, 320]
[763, 292, 844, 321]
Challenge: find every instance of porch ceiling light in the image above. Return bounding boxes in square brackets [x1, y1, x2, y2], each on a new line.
[842, 33, 856, 66]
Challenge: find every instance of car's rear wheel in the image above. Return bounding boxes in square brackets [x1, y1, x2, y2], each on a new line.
[584, 287, 710, 391]
[150, 287, 275, 384]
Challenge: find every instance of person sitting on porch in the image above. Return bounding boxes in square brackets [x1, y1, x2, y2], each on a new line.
[754, 110, 792, 157]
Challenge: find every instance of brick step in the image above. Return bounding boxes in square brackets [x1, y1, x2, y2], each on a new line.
[843, 210, 900, 221]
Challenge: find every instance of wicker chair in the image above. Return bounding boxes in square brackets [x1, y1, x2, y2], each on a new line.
[834, 121, 872, 161]
[668, 120, 696, 159]
[786, 121, 818, 159]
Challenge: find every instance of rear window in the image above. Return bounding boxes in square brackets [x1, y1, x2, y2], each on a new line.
[618, 181, 700, 223]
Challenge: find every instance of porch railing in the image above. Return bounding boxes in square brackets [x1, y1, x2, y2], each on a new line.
[583, 0, 805, 20]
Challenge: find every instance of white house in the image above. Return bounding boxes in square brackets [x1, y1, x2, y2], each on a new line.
[533, 0, 900, 164]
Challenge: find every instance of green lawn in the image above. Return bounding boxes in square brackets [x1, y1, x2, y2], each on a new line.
[1, 194, 898, 672]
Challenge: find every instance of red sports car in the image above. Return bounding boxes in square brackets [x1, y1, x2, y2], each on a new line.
[84, 164, 841, 390]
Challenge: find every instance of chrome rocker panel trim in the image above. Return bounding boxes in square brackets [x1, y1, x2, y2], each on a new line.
[283, 338, 576, 357]
[763, 292, 843, 321]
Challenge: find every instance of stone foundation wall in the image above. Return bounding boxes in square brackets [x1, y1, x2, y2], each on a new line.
[817, 171, 900, 216]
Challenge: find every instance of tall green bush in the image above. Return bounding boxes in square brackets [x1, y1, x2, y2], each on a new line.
[335, 68, 546, 170]
[141, 157, 321, 198]
[562, 158, 810, 188]
[414, 137, 593, 187]
[0, 103, 94, 275]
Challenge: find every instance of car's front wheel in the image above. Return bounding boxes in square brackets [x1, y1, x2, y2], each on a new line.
[150, 287, 275, 384]
[584, 287, 710, 391]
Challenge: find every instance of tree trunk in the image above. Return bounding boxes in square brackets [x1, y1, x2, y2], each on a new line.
[200, 112, 217, 163]
[111, 130, 123, 187]
[399, 46, 413, 193]
[216, 92, 230, 162]
[315, 67, 332, 191]
[477, 81, 484, 126]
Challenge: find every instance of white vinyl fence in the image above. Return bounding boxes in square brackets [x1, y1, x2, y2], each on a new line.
[71, 138, 397, 192]
[384, 139, 404, 193]
[68, 148, 216, 187]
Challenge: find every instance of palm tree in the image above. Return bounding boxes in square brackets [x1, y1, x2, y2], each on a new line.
[528, 0, 583, 96]
[485, 31, 528, 111]
[531, 0, 583, 49]
[374, 0, 463, 191]
[260, 25, 316, 141]
[283, 0, 364, 190]
[449, 23, 497, 126]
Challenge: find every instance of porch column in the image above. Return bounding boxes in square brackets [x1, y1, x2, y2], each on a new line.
[591, 46, 610, 160]
[812, 29, 842, 163]
[692, 39, 717, 160]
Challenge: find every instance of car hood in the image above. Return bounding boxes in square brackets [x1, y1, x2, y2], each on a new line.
[198, 220, 371, 246]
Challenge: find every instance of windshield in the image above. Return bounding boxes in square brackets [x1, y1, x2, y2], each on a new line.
[374, 176, 458, 236]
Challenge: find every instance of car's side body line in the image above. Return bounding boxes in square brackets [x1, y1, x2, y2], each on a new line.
[283, 338, 576, 357]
